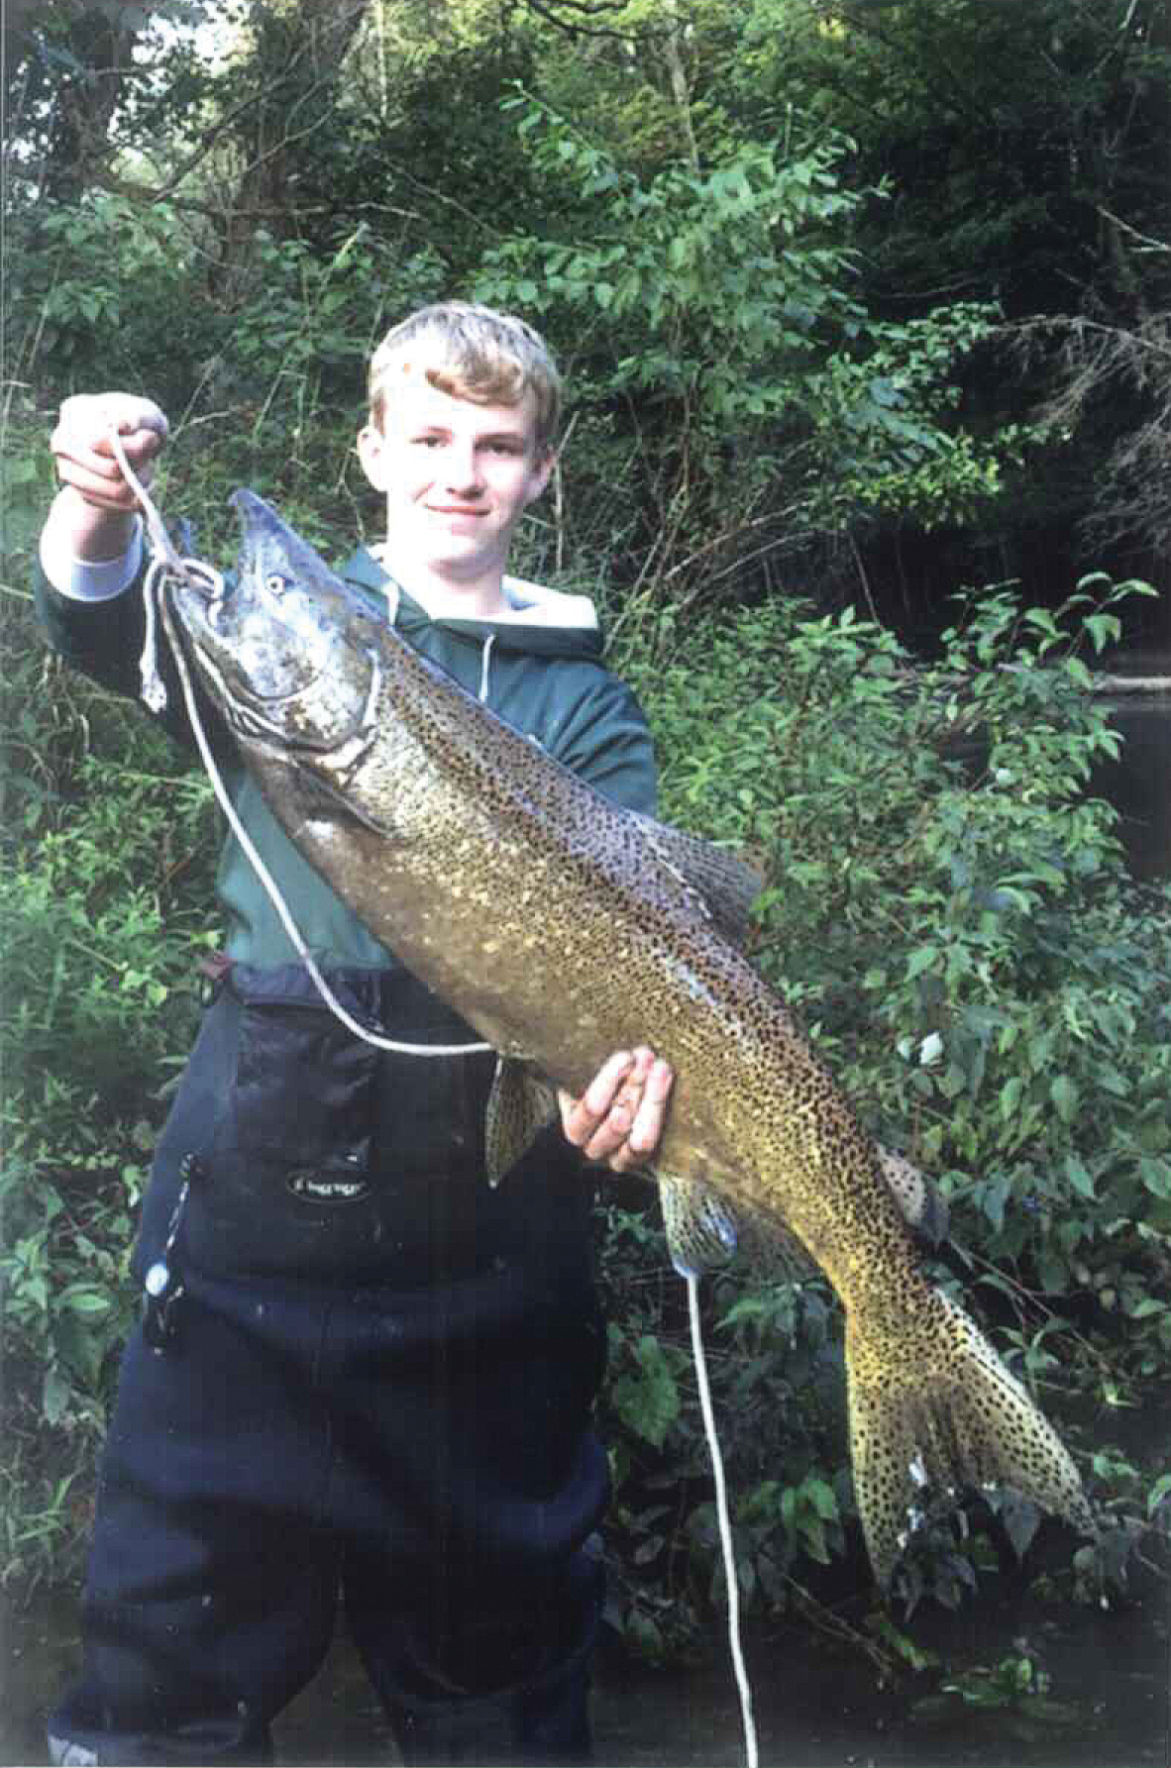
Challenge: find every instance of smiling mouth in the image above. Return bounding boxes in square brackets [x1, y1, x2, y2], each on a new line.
[427, 505, 486, 517]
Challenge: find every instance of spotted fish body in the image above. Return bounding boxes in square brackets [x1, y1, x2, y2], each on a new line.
[169, 490, 1095, 1586]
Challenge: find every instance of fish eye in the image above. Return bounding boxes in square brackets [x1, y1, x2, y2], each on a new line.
[266, 573, 289, 597]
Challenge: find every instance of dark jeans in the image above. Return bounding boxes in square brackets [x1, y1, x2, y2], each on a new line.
[49, 1256, 608, 1765]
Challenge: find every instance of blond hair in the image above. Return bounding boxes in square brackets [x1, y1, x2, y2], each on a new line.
[368, 301, 562, 456]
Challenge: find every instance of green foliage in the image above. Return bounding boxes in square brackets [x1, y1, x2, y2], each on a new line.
[595, 1197, 852, 1657]
[724, 0, 1171, 587]
[6, 0, 1168, 617]
[6, 195, 220, 411]
[2, 758, 215, 1102]
[914, 1644, 1084, 1739]
[476, 96, 1024, 600]
[0, 579, 219, 1588]
[481, 100, 865, 410]
[634, 575, 1170, 1325]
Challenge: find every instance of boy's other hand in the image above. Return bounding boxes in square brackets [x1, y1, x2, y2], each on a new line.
[51, 393, 169, 514]
[558, 1047, 674, 1174]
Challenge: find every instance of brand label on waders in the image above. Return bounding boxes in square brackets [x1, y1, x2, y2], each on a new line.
[286, 1170, 372, 1205]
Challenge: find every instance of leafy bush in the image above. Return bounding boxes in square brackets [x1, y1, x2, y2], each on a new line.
[476, 97, 1031, 605]
[0, 580, 218, 1590]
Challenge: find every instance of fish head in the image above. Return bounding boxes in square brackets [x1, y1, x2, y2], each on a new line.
[169, 489, 382, 755]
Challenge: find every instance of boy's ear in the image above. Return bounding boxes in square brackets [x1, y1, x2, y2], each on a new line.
[528, 446, 557, 503]
[356, 424, 388, 492]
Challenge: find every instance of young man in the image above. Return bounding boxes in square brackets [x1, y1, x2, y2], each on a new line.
[38, 302, 673, 1766]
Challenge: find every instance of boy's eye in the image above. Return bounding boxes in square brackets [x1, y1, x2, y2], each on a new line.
[407, 433, 525, 455]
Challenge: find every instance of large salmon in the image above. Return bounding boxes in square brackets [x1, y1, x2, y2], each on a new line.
[167, 489, 1095, 1586]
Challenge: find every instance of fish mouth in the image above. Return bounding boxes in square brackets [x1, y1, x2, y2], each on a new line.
[177, 566, 230, 639]
[169, 488, 382, 755]
[167, 569, 231, 659]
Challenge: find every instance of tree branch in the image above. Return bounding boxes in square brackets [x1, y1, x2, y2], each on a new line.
[521, 0, 663, 44]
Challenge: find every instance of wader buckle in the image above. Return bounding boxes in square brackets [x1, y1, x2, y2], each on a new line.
[142, 1156, 199, 1351]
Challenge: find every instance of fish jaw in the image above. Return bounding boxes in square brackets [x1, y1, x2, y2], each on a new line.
[169, 490, 382, 755]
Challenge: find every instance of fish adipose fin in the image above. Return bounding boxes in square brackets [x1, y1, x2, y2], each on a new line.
[845, 1284, 1096, 1586]
[485, 1056, 560, 1187]
[876, 1147, 949, 1247]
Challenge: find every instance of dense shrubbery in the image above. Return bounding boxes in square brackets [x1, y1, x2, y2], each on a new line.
[593, 579, 1171, 1645]
[0, 569, 220, 1589]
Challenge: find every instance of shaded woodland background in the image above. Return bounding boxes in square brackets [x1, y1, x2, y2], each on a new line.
[5, 0, 1170, 626]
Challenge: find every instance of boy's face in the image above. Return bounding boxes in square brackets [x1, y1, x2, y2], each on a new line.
[357, 371, 553, 598]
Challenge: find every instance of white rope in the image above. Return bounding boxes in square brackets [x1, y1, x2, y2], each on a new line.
[110, 427, 492, 1061]
[686, 1271, 759, 1768]
[478, 631, 495, 702]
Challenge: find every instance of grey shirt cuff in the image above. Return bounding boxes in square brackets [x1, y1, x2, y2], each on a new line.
[39, 517, 144, 601]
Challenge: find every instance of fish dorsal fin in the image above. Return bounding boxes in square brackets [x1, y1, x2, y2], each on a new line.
[485, 1055, 560, 1187]
[633, 814, 765, 950]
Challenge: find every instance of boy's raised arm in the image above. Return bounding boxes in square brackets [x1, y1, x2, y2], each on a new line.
[37, 391, 201, 738]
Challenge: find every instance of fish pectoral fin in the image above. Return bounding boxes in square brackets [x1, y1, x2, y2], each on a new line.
[485, 1056, 559, 1188]
[632, 814, 765, 950]
[270, 753, 396, 839]
[876, 1146, 950, 1247]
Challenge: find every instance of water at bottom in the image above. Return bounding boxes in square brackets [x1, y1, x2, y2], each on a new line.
[4, 1570, 1167, 1767]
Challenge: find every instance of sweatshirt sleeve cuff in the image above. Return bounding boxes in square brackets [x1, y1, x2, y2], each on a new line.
[39, 517, 144, 602]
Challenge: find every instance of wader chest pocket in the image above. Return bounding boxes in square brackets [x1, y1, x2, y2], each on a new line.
[227, 972, 377, 1175]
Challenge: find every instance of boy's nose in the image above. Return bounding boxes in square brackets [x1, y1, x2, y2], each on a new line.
[444, 441, 483, 493]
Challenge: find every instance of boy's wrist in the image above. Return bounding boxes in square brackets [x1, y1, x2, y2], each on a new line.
[41, 492, 143, 602]
[48, 485, 140, 562]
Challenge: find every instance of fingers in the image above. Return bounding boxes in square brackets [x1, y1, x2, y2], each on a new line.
[558, 1049, 638, 1156]
[51, 393, 169, 513]
[618, 1047, 674, 1169]
[559, 1046, 675, 1174]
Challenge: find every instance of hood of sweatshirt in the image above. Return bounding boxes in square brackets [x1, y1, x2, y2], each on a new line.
[341, 544, 605, 666]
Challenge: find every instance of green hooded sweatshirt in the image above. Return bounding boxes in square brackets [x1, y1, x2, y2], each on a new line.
[36, 539, 658, 972]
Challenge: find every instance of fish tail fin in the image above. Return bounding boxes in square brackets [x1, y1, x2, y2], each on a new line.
[844, 1283, 1096, 1587]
